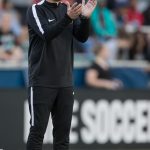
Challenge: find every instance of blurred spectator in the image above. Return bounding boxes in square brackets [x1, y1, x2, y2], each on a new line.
[137, 0, 149, 12]
[103, 29, 130, 60]
[86, 44, 122, 90]
[91, 0, 117, 40]
[82, 35, 101, 60]
[115, 0, 129, 28]
[0, 0, 21, 36]
[116, 29, 131, 60]
[126, 0, 144, 28]
[10, 0, 31, 6]
[106, 0, 116, 10]
[143, 5, 150, 26]
[128, 31, 150, 61]
[0, 12, 23, 62]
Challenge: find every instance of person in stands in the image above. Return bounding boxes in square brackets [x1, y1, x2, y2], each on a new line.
[86, 44, 122, 89]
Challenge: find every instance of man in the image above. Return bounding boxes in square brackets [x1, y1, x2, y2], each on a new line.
[26, 0, 97, 149]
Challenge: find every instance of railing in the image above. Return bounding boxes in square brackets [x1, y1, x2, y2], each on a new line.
[0, 59, 149, 69]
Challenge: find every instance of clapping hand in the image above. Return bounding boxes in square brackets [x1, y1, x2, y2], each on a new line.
[82, 0, 97, 18]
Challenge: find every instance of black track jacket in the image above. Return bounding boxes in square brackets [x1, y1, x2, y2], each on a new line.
[26, 0, 89, 87]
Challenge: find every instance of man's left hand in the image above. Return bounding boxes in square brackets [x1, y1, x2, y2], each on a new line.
[81, 0, 97, 18]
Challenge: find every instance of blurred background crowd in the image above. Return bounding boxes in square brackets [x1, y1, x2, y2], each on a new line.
[0, 0, 150, 89]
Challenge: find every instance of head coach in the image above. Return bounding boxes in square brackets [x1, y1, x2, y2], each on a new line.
[26, 0, 97, 149]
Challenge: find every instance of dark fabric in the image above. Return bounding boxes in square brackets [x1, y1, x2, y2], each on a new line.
[143, 6, 150, 25]
[27, 86, 74, 150]
[99, 12, 105, 28]
[26, 1, 89, 88]
[90, 62, 112, 80]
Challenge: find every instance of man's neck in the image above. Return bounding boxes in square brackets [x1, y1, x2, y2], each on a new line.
[46, 0, 60, 3]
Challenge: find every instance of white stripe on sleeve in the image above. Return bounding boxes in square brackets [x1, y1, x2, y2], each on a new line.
[37, 0, 45, 5]
[32, 4, 44, 34]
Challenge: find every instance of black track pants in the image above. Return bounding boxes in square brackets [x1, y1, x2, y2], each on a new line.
[26, 86, 74, 150]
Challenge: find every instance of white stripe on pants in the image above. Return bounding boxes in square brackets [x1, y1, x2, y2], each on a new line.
[30, 87, 34, 126]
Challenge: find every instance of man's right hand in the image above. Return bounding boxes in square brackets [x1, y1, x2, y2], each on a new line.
[65, 2, 82, 20]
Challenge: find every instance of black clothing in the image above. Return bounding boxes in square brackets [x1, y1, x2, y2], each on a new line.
[143, 6, 150, 26]
[26, 0, 89, 87]
[27, 86, 74, 150]
[26, 0, 89, 150]
[90, 62, 112, 79]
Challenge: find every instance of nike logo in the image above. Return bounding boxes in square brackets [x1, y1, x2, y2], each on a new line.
[48, 19, 55, 22]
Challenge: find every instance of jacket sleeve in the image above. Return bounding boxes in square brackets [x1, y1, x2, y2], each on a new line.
[73, 17, 89, 43]
[26, 5, 72, 41]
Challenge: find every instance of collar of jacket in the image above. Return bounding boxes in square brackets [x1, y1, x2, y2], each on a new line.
[44, 0, 61, 8]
